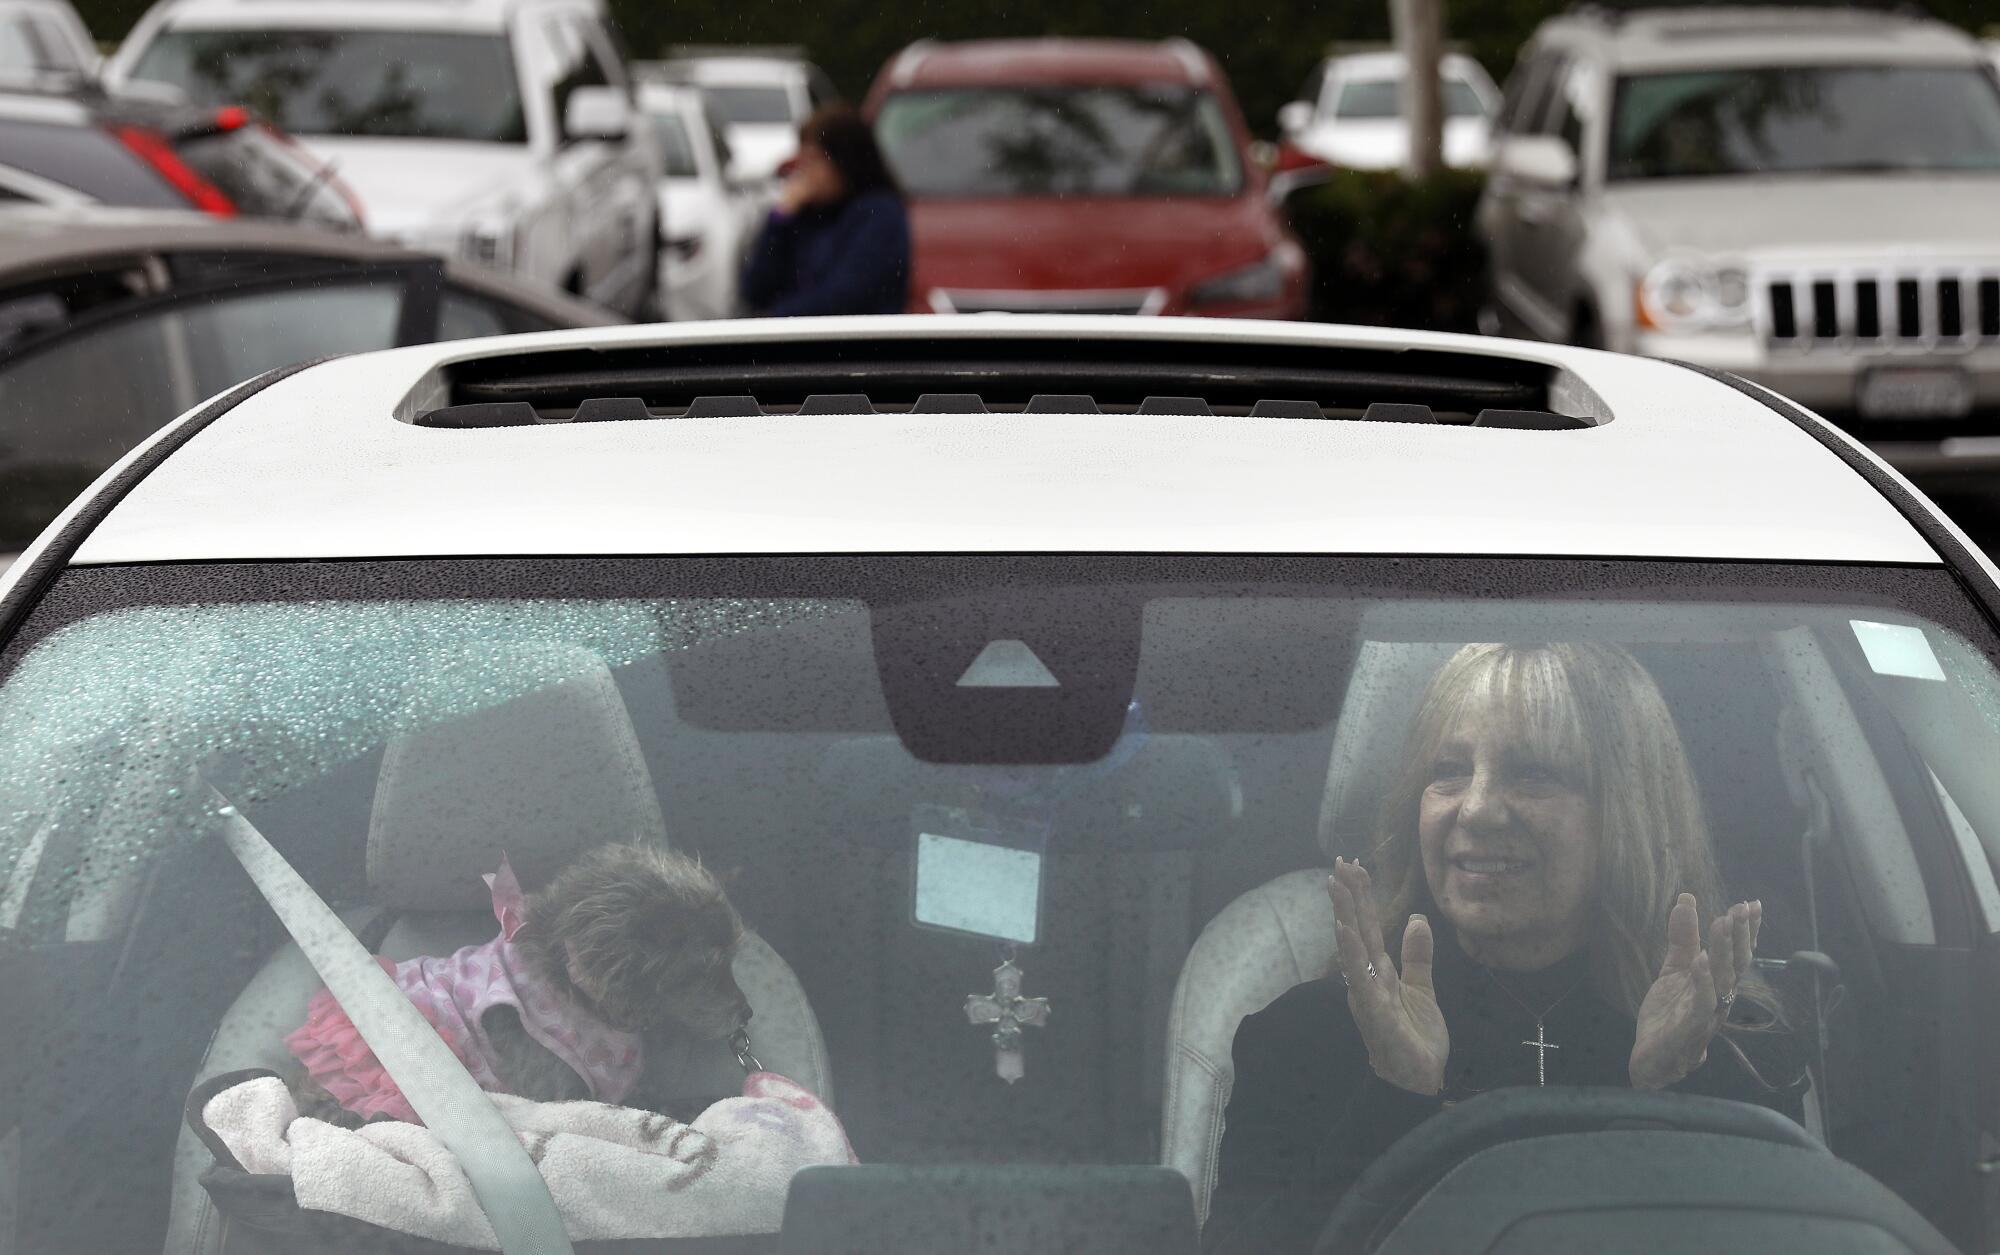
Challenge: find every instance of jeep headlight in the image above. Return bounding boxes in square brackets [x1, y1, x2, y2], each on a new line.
[1637, 258, 1750, 332]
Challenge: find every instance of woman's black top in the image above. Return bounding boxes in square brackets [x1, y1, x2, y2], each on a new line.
[739, 188, 911, 317]
[1204, 926, 1805, 1253]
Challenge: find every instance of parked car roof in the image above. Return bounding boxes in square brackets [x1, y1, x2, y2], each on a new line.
[1535, 5, 1983, 72]
[37, 316, 1934, 570]
[120, 0, 601, 33]
[886, 38, 1215, 90]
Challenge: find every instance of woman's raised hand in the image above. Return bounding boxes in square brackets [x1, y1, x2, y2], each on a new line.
[1629, 893, 1761, 1089]
[1327, 858, 1448, 1096]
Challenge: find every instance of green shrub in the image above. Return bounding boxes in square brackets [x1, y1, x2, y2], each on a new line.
[1283, 168, 1487, 332]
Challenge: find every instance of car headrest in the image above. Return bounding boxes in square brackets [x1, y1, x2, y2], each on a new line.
[1315, 640, 1459, 861]
[367, 649, 669, 910]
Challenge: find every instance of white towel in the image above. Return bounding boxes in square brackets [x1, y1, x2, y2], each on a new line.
[202, 1072, 856, 1249]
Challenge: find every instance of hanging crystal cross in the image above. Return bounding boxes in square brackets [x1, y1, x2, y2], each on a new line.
[964, 958, 1050, 1084]
[1522, 1019, 1559, 1086]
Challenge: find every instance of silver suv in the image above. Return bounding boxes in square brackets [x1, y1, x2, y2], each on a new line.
[1475, 5, 2000, 475]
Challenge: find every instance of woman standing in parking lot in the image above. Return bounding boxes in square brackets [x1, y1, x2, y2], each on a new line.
[740, 104, 910, 317]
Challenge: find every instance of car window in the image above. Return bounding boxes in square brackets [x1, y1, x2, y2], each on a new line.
[0, 117, 183, 207]
[704, 83, 795, 126]
[648, 109, 700, 177]
[1495, 51, 1558, 136]
[1609, 64, 2000, 179]
[0, 282, 402, 549]
[0, 260, 152, 353]
[174, 123, 356, 227]
[547, 16, 612, 144]
[0, 12, 50, 73]
[2, 557, 1997, 1250]
[127, 28, 529, 144]
[437, 287, 559, 339]
[1332, 76, 1493, 120]
[876, 85, 1245, 197]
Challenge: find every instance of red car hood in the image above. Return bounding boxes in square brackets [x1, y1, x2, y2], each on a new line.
[908, 194, 1281, 303]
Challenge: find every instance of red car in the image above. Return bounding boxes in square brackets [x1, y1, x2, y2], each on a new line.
[864, 39, 1309, 318]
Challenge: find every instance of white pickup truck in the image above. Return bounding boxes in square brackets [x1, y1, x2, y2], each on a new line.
[107, 0, 661, 316]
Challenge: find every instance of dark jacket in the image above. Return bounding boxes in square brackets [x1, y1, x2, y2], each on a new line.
[1203, 926, 1805, 1254]
[740, 188, 911, 317]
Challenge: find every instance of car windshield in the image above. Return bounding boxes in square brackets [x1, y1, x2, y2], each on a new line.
[703, 84, 794, 126]
[649, 110, 700, 177]
[126, 28, 528, 143]
[4, 555, 1997, 1250]
[876, 85, 1245, 196]
[1609, 64, 2000, 179]
[1333, 76, 1489, 119]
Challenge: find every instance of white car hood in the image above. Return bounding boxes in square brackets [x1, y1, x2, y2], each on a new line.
[660, 178, 729, 239]
[1606, 175, 2000, 261]
[1296, 117, 1489, 170]
[302, 138, 534, 238]
[722, 126, 796, 181]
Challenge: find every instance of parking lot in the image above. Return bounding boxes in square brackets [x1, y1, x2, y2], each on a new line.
[11, 2, 2000, 1254]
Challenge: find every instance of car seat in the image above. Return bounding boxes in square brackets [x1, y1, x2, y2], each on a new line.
[1160, 641, 1454, 1226]
[163, 650, 831, 1255]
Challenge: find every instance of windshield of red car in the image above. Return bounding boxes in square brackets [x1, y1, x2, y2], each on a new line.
[875, 84, 1245, 197]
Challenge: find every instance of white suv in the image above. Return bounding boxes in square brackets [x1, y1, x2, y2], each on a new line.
[3, 318, 1997, 1255]
[1475, 6, 2000, 477]
[106, 0, 661, 317]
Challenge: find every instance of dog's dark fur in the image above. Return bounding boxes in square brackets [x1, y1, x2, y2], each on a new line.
[293, 844, 749, 1126]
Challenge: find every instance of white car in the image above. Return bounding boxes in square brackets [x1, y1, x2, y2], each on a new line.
[1, 316, 1996, 1254]
[638, 81, 762, 321]
[105, 0, 661, 317]
[0, 0, 98, 85]
[1278, 49, 1501, 171]
[652, 51, 839, 182]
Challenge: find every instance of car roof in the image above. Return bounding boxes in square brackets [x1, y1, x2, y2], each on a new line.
[135, 0, 591, 32]
[0, 210, 617, 321]
[885, 38, 1216, 90]
[1322, 50, 1487, 79]
[48, 316, 1938, 568]
[654, 56, 809, 86]
[1536, 5, 1983, 72]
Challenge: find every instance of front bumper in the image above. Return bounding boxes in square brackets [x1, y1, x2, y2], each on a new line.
[1636, 331, 2000, 474]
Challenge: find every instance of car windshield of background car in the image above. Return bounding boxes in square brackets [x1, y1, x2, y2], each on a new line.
[1333, 76, 1489, 119]
[876, 85, 1244, 196]
[648, 110, 701, 177]
[127, 29, 528, 144]
[1608, 64, 2000, 179]
[703, 84, 794, 126]
[4, 557, 1999, 1250]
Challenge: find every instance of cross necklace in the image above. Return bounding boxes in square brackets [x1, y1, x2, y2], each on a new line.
[1483, 967, 1586, 1086]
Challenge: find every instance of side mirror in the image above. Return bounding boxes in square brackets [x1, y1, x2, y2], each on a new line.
[1277, 101, 1313, 135]
[1266, 162, 1333, 207]
[564, 85, 630, 142]
[1498, 135, 1577, 187]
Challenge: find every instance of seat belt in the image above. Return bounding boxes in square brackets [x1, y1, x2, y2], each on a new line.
[206, 785, 576, 1255]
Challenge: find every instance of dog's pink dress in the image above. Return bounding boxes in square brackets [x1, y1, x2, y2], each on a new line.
[285, 858, 643, 1124]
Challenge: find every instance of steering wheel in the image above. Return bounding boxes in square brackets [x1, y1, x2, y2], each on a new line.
[1312, 1086, 1820, 1255]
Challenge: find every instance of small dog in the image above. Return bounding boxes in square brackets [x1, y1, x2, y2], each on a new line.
[288, 844, 751, 1127]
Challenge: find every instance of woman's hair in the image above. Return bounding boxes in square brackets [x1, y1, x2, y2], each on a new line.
[1367, 642, 1781, 1029]
[800, 104, 901, 199]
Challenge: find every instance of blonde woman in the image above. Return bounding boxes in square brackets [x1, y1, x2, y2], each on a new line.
[1205, 643, 1802, 1253]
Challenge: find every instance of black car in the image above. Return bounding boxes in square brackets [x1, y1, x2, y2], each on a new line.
[0, 85, 360, 227]
[0, 210, 618, 563]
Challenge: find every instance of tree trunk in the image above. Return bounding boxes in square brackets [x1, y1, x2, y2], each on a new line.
[1394, 0, 1444, 180]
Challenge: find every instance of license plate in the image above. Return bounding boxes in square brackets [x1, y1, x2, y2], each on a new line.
[1857, 366, 1974, 420]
